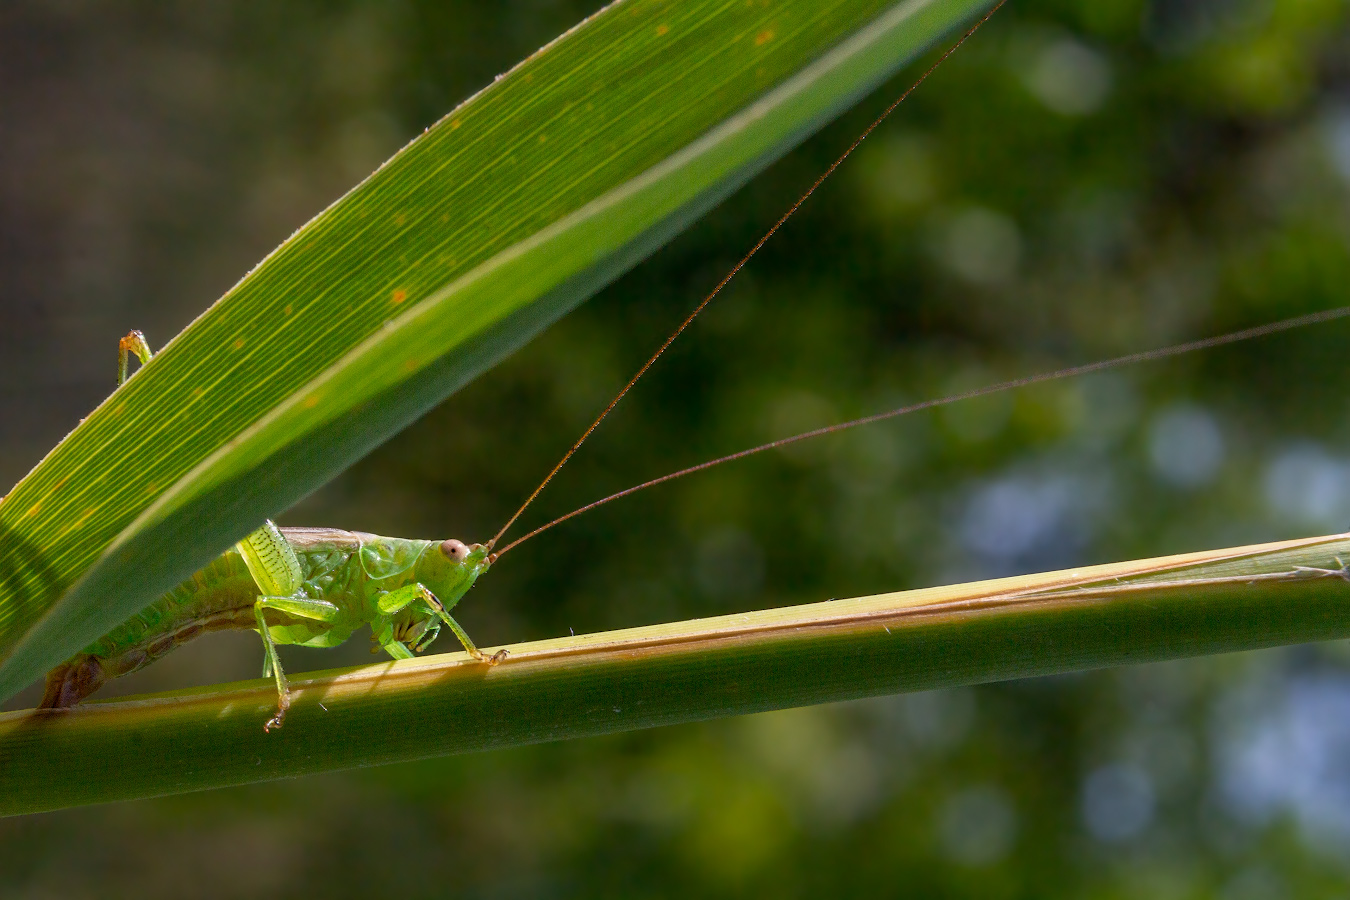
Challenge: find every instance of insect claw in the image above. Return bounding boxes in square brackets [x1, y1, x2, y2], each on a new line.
[264, 697, 290, 732]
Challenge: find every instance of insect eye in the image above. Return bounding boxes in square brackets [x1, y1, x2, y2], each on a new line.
[440, 539, 469, 562]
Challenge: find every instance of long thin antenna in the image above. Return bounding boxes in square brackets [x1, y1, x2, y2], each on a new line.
[490, 306, 1350, 559]
[487, 0, 1009, 552]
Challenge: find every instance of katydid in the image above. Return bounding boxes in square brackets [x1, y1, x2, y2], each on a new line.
[40, 333, 506, 731]
[38, 4, 1013, 731]
[33, 3, 1348, 731]
[39, 310, 1350, 731]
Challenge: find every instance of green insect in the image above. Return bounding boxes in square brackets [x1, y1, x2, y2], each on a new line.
[35, 5, 1342, 731]
[35, 4, 1013, 733]
[40, 334, 507, 731]
[46, 311, 1348, 733]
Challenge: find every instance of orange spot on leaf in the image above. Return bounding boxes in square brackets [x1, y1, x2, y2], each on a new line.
[451, 119, 461, 130]
[233, 338, 245, 351]
[391, 288, 408, 305]
[755, 29, 774, 46]
[394, 213, 407, 226]
[656, 24, 669, 36]
[303, 395, 320, 409]
[283, 303, 294, 316]
[26, 503, 39, 517]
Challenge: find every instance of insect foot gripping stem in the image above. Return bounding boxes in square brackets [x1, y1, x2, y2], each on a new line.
[472, 648, 510, 665]
[434, 600, 509, 666]
[264, 698, 289, 733]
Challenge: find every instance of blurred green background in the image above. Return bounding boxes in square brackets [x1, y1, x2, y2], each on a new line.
[5, 0, 1350, 895]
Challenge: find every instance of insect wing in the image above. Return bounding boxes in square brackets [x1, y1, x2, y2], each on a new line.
[237, 520, 304, 597]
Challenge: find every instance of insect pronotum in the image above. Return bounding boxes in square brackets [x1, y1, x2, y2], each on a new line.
[33, 4, 1350, 730]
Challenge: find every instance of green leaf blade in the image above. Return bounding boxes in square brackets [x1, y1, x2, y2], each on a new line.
[0, 0, 996, 701]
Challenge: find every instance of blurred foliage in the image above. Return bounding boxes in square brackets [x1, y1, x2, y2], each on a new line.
[4, 0, 1350, 896]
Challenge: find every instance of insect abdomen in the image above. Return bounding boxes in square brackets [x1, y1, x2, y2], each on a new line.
[38, 529, 365, 709]
[39, 550, 260, 708]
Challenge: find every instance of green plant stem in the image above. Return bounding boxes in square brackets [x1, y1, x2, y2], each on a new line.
[3, 533, 1348, 815]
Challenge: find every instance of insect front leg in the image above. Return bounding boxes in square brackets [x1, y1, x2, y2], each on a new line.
[253, 595, 340, 732]
[375, 584, 508, 664]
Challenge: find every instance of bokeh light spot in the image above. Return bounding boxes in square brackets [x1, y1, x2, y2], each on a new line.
[1081, 763, 1155, 842]
[1264, 443, 1350, 528]
[1023, 37, 1112, 115]
[931, 206, 1021, 287]
[938, 784, 1018, 866]
[1148, 404, 1225, 488]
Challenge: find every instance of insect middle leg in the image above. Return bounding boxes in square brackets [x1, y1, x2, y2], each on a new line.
[253, 595, 340, 732]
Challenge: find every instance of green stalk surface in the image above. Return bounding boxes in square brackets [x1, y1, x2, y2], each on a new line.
[3, 533, 1347, 815]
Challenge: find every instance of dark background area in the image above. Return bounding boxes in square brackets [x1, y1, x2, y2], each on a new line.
[5, 0, 1350, 895]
